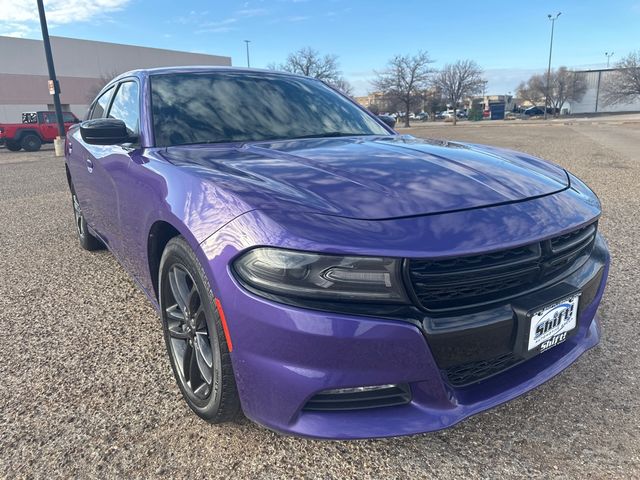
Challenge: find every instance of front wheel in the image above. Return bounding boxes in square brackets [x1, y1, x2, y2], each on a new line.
[159, 236, 241, 423]
[5, 140, 21, 151]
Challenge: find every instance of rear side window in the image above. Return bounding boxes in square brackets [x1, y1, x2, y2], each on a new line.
[90, 87, 114, 120]
[108, 81, 140, 135]
[62, 112, 76, 123]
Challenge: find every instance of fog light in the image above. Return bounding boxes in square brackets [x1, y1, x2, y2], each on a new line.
[303, 383, 411, 411]
[323, 384, 398, 395]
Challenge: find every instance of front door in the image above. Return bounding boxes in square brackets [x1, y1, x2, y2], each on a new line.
[84, 80, 141, 254]
[68, 86, 115, 238]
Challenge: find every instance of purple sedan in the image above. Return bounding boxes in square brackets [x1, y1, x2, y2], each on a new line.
[65, 67, 609, 439]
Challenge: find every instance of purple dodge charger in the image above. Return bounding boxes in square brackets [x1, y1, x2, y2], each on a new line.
[65, 67, 609, 439]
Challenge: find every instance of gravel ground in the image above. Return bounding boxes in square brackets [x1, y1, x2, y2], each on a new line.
[1, 123, 639, 479]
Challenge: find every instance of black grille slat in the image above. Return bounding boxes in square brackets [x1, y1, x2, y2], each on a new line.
[550, 223, 597, 254]
[409, 222, 597, 312]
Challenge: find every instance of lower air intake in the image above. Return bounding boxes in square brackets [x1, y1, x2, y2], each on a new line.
[303, 384, 411, 411]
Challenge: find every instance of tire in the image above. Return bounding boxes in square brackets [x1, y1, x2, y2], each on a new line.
[21, 134, 42, 152]
[71, 191, 103, 251]
[5, 140, 21, 151]
[159, 236, 241, 423]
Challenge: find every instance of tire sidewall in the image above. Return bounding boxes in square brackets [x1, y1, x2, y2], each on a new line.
[159, 238, 226, 418]
[5, 140, 21, 151]
[70, 190, 102, 251]
[21, 134, 41, 152]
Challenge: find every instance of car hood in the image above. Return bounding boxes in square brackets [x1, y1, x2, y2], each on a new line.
[160, 135, 569, 220]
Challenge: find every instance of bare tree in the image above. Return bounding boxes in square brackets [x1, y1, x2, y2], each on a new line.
[373, 51, 434, 127]
[516, 67, 586, 115]
[432, 60, 485, 125]
[516, 74, 546, 107]
[552, 67, 587, 114]
[269, 47, 353, 95]
[331, 77, 354, 97]
[603, 50, 640, 105]
[85, 71, 121, 102]
[423, 87, 445, 121]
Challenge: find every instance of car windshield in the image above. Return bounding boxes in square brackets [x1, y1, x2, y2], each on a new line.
[150, 72, 389, 147]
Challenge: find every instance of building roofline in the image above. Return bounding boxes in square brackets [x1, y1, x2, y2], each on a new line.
[574, 68, 616, 73]
[0, 34, 230, 61]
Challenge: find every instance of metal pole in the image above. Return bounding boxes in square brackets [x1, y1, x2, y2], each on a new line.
[37, 0, 65, 139]
[544, 12, 561, 120]
[244, 40, 251, 68]
[605, 52, 614, 68]
[595, 70, 602, 113]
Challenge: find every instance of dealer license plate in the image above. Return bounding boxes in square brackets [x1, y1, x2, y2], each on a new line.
[528, 294, 580, 352]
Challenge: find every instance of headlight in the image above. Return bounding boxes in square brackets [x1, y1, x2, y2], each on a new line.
[232, 248, 409, 304]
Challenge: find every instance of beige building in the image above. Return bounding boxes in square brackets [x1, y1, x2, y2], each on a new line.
[355, 92, 395, 112]
[0, 35, 231, 122]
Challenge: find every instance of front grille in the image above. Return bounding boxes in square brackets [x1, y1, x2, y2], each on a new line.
[444, 353, 520, 387]
[302, 384, 411, 411]
[409, 222, 597, 312]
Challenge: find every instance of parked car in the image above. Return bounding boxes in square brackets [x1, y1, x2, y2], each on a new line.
[416, 112, 429, 121]
[377, 114, 396, 128]
[523, 106, 545, 117]
[0, 111, 79, 151]
[66, 67, 609, 440]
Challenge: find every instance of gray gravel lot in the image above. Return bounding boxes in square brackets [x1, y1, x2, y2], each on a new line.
[1, 123, 639, 478]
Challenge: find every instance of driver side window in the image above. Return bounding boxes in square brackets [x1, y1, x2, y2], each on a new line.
[107, 81, 140, 135]
[90, 87, 114, 120]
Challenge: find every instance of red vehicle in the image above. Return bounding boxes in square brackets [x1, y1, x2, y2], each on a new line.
[0, 111, 80, 152]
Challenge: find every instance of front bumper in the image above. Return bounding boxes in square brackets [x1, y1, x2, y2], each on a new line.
[205, 231, 609, 439]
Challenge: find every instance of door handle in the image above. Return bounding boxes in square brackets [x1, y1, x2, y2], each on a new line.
[86, 158, 94, 173]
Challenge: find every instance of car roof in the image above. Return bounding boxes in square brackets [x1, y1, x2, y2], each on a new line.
[114, 66, 311, 82]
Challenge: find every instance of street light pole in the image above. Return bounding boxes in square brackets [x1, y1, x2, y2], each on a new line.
[244, 40, 251, 68]
[544, 12, 561, 120]
[605, 52, 614, 68]
[36, 0, 65, 142]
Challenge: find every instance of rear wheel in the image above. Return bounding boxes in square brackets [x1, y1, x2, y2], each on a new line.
[21, 134, 42, 152]
[5, 140, 21, 151]
[72, 192, 103, 251]
[159, 236, 241, 423]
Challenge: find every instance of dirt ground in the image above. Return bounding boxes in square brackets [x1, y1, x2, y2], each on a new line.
[1, 121, 638, 478]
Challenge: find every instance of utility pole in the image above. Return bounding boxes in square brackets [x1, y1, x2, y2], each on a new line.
[544, 12, 561, 120]
[244, 40, 251, 68]
[605, 52, 614, 68]
[37, 0, 66, 156]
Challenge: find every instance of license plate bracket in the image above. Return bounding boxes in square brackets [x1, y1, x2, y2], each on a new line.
[526, 293, 580, 352]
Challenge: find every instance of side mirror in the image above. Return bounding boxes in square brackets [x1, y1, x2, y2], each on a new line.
[80, 118, 134, 145]
[378, 115, 396, 129]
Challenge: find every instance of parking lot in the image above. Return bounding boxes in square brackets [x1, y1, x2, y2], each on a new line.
[1, 121, 639, 478]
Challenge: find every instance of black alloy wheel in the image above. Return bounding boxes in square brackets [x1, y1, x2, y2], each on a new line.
[165, 263, 215, 401]
[159, 236, 240, 422]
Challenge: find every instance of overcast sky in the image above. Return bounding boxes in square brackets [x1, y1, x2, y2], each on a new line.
[1, 0, 638, 95]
